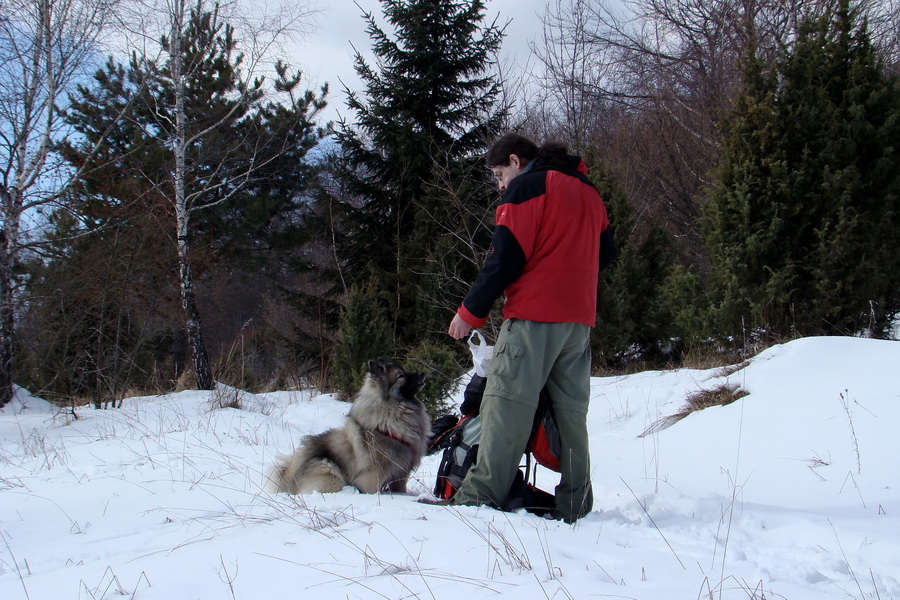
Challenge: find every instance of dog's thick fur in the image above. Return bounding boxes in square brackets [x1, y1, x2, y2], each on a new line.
[267, 359, 430, 495]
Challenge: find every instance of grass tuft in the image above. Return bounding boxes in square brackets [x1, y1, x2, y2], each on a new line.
[209, 384, 245, 411]
[640, 384, 748, 437]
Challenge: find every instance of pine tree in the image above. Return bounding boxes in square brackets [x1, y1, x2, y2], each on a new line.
[57, 3, 325, 391]
[20, 211, 169, 406]
[332, 0, 505, 353]
[704, 0, 900, 340]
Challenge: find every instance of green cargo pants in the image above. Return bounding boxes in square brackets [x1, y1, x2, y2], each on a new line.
[451, 318, 594, 522]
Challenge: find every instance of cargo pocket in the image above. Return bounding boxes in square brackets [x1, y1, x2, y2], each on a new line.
[490, 342, 528, 400]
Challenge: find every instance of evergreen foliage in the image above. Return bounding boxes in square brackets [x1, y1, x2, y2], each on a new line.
[406, 339, 460, 416]
[703, 0, 900, 341]
[61, 17, 325, 267]
[33, 5, 326, 396]
[332, 277, 394, 399]
[21, 189, 181, 403]
[331, 0, 505, 361]
[589, 158, 676, 366]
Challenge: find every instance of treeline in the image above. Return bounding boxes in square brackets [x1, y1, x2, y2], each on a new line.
[2, 0, 899, 413]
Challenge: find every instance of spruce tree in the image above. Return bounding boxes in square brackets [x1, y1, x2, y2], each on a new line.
[332, 0, 505, 354]
[332, 278, 393, 399]
[704, 0, 900, 340]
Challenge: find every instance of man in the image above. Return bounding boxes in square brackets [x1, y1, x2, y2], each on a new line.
[447, 133, 614, 523]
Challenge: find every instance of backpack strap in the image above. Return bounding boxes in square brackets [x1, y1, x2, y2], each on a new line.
[433, 414, 479, 499]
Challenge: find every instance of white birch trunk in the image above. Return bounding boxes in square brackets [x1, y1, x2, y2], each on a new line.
[170, 0, 213, 390]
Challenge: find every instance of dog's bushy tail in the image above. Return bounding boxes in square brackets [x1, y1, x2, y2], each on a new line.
[265, 456, 292, 493]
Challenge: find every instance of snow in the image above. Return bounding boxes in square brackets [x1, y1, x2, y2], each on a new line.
[1, 336, 898, 599]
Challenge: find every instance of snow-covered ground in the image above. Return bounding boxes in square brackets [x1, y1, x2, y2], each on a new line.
[1, 336, 898, 599]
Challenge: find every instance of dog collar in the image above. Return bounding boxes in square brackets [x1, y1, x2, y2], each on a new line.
[377, 428, 413, 448]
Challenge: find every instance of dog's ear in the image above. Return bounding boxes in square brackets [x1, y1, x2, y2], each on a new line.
[367, 359, 385, 376]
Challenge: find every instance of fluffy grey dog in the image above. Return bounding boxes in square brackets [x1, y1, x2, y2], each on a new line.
[268, 359, 430, 494]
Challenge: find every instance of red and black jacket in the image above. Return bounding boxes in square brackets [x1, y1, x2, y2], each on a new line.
[457, 155, 613, 329]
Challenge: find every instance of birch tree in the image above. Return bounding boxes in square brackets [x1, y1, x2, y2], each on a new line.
[61, 0, 325, 391]
[162, 0, 324, 389]
[0, 0, 121, 406]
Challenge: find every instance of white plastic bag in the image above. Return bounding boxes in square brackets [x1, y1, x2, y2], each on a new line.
[468, 329, 494, 377]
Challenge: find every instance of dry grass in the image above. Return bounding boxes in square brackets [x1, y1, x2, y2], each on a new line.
[592, 344, 755, 378]
[714, 360, 751, 378]
[673, 349, 747, 372]
[174, 367, 198, 392]
[208, 384, 244, 411]
[639, 384, 749, 437]
[685, 384, 748, 412]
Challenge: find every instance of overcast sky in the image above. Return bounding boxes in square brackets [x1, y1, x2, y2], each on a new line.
[295, 0, 547, 124]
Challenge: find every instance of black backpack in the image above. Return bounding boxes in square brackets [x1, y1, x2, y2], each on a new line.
[428, 374, 562, 516]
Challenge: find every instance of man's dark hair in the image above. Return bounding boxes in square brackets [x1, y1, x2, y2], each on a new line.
[486, 133, 568, 169]
[486, 133, 537, 167]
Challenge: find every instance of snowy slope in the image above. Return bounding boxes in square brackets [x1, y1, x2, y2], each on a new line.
[1, 336, 898, 599]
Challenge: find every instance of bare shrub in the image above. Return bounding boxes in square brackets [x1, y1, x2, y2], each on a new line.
[209, 385, 244, 411]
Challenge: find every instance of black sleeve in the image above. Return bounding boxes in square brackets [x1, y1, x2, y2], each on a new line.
[461, 225, 527, 319]
[599, 226, 616, 271]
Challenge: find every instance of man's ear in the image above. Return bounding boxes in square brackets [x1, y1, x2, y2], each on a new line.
[509, 153, 521, 169]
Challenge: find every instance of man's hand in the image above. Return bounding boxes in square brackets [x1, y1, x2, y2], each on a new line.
[448, 313, 473, 340]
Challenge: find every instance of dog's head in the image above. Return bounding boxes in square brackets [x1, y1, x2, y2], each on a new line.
[367, 358, 425, 404]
